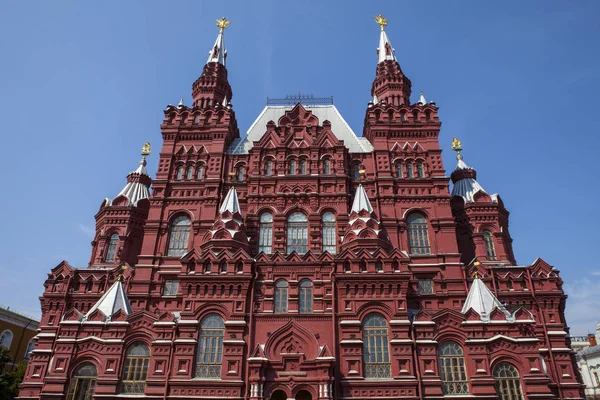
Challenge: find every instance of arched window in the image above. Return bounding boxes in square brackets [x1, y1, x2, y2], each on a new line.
[299, 279, 313, 313]
[194, 114, 200, 124]
[204, 261, 212, 273]
[265, 160, 273, 176]
[219, 261, 227, 273]
[237, 166, 245, 182]
[24, 339, 35, 360]
[323, 159, 331, 175]
[274, 280, 288, 313]
[406, 162, 414, 178]
[483, 231, 497, 260]
[176, 165, 184, 180]
[66, 363, 97, 400]
[299, 159, 307, 175]
[197, 164, 204, 180]
[322, 212, 336, 254]
[196, 314, 225, 378]
[167, 215, 191, 256]
[353, 164, 360, 181]
[287, 212, 308, 254]
[494, 363, 524, 400]
[289, 159, 296, 175]
[417, 162, 425, 178]
[438, 341, 469, 395]
[395, 162, 403, 178]
[104, 234, 119, 263]
[0, 330, 13, 349]
[258, 213, 273, 254]
[362, 313, 391, 378]
[120, 343, 150, 394]
[407, 214, 431, 255]
[186, 166, 193, 180]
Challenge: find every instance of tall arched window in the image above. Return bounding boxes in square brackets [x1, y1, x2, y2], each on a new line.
[438, 341, 469, 395]
[417, 162, 425, 178]
[274, 280, 288, 313]
[395, 162, 403, 178]
[287, 212, 308, 254]
[407, 214, 431, 255]
[353, 164, 360, 180]
[0, 330, 13, 349]
[104, 234, 119, 263]
[66, 363, 97, 400]
[196, 164, 204, 180]
[299, 159, 307, 175]
[237, 166, 245, 182]
[186, 166, 193, 180]
[121, 343, 150, 394]
[265, 160, 273, 176]
[323, 159, 331, 175]
[483, 231, 497, 260]
[176, 165, 184, 180]
[406, 162, 414, 178]
[196, 314, 225, 378]
[289, 159, 296, 175]
[24, 339, 35, 360]
[299, 279, 313, 313]
[362, 313, 391, 378]
[167, 215, 191, 256]
[322, 212, 336, 254]
[494, 363, 524, 400]
[258, 213, 273, 254]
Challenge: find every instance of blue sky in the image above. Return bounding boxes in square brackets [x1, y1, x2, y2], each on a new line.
[0, 1, 598, 334]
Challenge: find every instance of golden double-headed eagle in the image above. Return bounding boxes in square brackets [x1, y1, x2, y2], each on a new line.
[375, 14, 388, 30]
[141, 142, 151, 156]
[217, 17, 230, 32]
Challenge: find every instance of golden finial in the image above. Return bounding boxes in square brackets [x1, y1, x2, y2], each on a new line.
[117, 265, 127, 281]
[473, 270, 479, 279]
[451, 137, 463, 160]
[216, 17, 231, 33]
[141, 142, 151, 157]
[375, 14, 388, 31]
[228, 171, 236, 187]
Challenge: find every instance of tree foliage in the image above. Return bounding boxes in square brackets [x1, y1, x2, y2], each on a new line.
[0, 347, 27, 400]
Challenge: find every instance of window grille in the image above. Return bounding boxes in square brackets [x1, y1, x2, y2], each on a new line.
[324, 159, 331, 174]
[167, 215, 191, 256]
[483, 231, 497, 260]
[362, 313, 391, 378]
[163, 280, 179, 296]
[407, 214, 431, 254]
[322, 212, 336, 254]
[120, 343, 150, 394]
[287, 212, 308, 254]
[418, 279, 434, 295]
[196, 315, 224, 379]
[299, 280, 313, 313]
[274, 280, 289, 313]
[417, 162, 425, 178]
[438, 342, 469, 395]
[258, 213, 273, 254]
[66, 363, 97, 400]
[104, 234, 119, 263]
[494, 363, 524, 400]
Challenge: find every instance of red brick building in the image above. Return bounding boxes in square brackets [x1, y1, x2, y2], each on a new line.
[19, 16, 584, 400]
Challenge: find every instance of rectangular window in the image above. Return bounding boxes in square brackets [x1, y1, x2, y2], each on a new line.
[418, 279, 434, 295]
[164, 280, 179, 296]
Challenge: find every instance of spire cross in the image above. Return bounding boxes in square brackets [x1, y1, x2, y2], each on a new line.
[451, 137, 463, 160]
[375, 14, 388, 31]
[216, 17, 230, 33]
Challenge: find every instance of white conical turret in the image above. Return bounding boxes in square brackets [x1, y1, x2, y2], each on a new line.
[109, 143, 152, 207]
[419, 91, 427, 105]
[351, 184, 374, 214]
[219, 186, 241, 214]
[207, 17, 230, 66]
[461, 273, 510, 321]
[375, 14, 397, 64]
[85, 277, 132, 321]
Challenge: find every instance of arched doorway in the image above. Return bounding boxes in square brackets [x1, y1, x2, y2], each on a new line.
[295, 390, 312, 400]
[270, 389, 287, 400]
[66, 363, 97, 400]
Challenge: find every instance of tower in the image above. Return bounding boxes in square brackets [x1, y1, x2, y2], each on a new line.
[20, 15, 584, 400]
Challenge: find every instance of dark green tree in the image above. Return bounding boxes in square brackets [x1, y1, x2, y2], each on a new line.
[0, 347, 27, 400]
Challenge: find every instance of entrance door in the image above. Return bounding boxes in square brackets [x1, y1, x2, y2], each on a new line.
[66, 363, 97, 400]
[295, 390, 312, 400]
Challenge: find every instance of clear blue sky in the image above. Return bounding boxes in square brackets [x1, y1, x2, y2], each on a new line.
[0, 1, 598, 334]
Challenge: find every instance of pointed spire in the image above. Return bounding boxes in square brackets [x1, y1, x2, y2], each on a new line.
[351, 184, 374, 214]
[85, 278, 132, 321]
[219, 186, 241, 215]
[461, 274, 510, 321]
[178, 98, 184, 107]
[207, 17, 230, 66]
[450, 138, 496, 204]
[111, 143, 152, 207]
[375, 14, 397, 64]
[419, 91, 427, 105]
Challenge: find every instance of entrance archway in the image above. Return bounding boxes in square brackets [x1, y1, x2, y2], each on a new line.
[271, 390, 287, 400]
[295, 390, 312, 400]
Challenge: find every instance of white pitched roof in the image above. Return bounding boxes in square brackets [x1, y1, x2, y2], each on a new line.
[351, 184, 374, 214]
[461, 277, 510, 321]
[227, 105, 373, 154]
[378, 28, 397, 63]
[219, 186, 241, 214]
[85, 279, 132, 321]
[111, 158, 151, 207]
